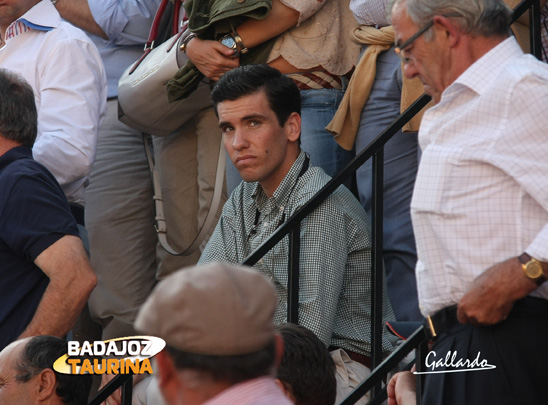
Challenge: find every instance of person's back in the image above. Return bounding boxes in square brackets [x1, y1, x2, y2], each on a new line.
[0, 0, 106, 211]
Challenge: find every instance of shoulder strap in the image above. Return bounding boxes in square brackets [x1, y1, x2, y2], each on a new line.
[143, 132, 226, 256]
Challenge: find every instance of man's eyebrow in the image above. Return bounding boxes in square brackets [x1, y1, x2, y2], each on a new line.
[219, 114, 268, 128]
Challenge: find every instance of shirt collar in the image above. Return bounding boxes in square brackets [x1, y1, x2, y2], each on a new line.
[445, 36, 523, 97]
[253, 151, 307, 210]
[3, 0, 60, 41]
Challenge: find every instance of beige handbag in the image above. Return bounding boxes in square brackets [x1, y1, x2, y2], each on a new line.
[117, 0, 211, 136]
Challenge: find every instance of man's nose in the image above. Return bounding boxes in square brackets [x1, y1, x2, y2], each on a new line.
[403, 59, 419, 79]
[231, 128, 248, 151]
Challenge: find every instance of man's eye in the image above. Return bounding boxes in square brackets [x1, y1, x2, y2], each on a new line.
[221, 126, 234, 133]
[249, 120, 261, 127]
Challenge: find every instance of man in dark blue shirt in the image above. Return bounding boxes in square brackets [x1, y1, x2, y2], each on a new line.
[0, 68, 97, 351]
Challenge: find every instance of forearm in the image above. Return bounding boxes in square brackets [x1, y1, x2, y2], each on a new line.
[54, 0, 108, 39]
[19, 271, 96, 339]
[234, 0, 299, 48]
[22, 235, 97, 339]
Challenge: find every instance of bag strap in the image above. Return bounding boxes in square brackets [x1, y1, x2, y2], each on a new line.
[143, 133, 226, 256]
[129, 0, 184, 75]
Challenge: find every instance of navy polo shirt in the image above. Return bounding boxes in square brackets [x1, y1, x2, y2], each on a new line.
[0, 146, 79, 351]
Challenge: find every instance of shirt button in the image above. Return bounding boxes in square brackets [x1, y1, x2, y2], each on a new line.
[237, 0, 245, 3]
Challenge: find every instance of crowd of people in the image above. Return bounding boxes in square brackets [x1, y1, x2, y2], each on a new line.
[1, 0, 548, 404]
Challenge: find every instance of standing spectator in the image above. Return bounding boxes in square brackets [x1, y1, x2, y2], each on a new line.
[55, 0, 161, 342]
[0, 69, 97, 351]
[0, 0, 107, 240]
[329, 0, 424, 321]
[391, 0, 548, 403]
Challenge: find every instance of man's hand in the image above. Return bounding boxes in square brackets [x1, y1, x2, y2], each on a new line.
[388, 370, 416, 405]
[185, 38, 239, 81]
[457, 257, 538, 325]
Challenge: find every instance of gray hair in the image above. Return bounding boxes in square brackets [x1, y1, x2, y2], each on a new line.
[393, 0, 511, 39]
[0, 69, 37, 147]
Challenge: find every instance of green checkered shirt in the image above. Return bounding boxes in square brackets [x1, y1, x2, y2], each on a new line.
[199, 151, 395, 356]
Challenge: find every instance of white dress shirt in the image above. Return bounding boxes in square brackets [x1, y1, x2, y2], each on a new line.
[411, 37, 548, 316]
[0, 0, 107, 205]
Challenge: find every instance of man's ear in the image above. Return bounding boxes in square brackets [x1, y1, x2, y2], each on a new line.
[156, 350, 176, 389]
[275, 378, 297, 403]
[35, 369, 58, 401]
[433, 14, 461, 48]
[285, 112, 301, 143]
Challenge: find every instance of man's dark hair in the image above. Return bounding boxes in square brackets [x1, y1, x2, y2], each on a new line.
[166, 340, 276, 385]
[0, 69, 38, 147]
[276, 323, 336, 405]
[211, 64, 301, 127]
[14, 335, 92, 405]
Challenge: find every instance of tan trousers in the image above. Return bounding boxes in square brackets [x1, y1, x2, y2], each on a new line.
[85, 101, 224, 339]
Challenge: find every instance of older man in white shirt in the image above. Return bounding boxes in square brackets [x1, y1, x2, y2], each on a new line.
[391, 0, 548, 403]
[0, 0, 106, 235]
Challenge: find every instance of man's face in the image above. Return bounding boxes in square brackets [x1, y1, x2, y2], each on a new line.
[0, 0, 39, 29]
[0, 339, 35, 405]
[218, 90, 300, 197]
[392, 0, 448, 103]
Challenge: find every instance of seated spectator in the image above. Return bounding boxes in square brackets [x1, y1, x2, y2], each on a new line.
[135, 262, 292, 405]
[0, 69, 97, 351]
[275, 323, 336, 405]
[0, 335, 93, 404]
[198, 64, 395, 403]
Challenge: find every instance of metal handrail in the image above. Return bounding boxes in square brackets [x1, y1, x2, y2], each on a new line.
[89, 0, 540, 403]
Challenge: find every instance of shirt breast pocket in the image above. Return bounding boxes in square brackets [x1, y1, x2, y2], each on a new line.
[411, 145, 461, 215]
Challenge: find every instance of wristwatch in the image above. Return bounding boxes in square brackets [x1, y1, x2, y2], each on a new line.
[220, 33, 248, 57]
[220, 34, 238, 54]
[519, 253, 546, 285]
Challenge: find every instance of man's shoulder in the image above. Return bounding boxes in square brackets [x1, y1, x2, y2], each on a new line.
[296, 166, 369, 225]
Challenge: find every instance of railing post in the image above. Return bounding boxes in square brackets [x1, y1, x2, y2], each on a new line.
[371, 148, 385, 397]
[287, 224, 301, 324]
[529, 0, 542, 59]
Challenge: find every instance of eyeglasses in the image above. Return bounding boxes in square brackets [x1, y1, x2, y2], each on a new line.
[394, 13, 461, 64]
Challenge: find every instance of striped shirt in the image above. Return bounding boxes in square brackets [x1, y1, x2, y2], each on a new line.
[203, 377, 292, 405]
[199, 151, 395, 356]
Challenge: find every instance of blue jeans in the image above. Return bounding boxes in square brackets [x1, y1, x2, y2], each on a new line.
[355, 47, 421, 321]
[225, 87, 355, 194]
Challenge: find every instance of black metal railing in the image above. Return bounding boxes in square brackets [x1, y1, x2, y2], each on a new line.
[89, 1, 541, 403]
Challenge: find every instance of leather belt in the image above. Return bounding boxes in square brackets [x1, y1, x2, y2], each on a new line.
[287, 71, 343, 90]
[423, 305, 458, 340]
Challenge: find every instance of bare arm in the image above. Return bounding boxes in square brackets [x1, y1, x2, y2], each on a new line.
[54, 0, 108, 40]
[18, 235, 97, 339]
[185, 0, 299, 80]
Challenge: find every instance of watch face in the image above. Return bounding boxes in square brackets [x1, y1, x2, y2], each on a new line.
[525, 261, 544, 280]
[221, 36, 236, 50]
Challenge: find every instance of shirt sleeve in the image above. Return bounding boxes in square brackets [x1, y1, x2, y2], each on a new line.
[349, 0, 390, 26]
[32, 35, 106, 188]
[287, 198, 350, 346]
[199, 192, 241, 265]
[89, 0, 162, 45]
[492, 74, 548, 261]
[0, 173, 79, 261]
